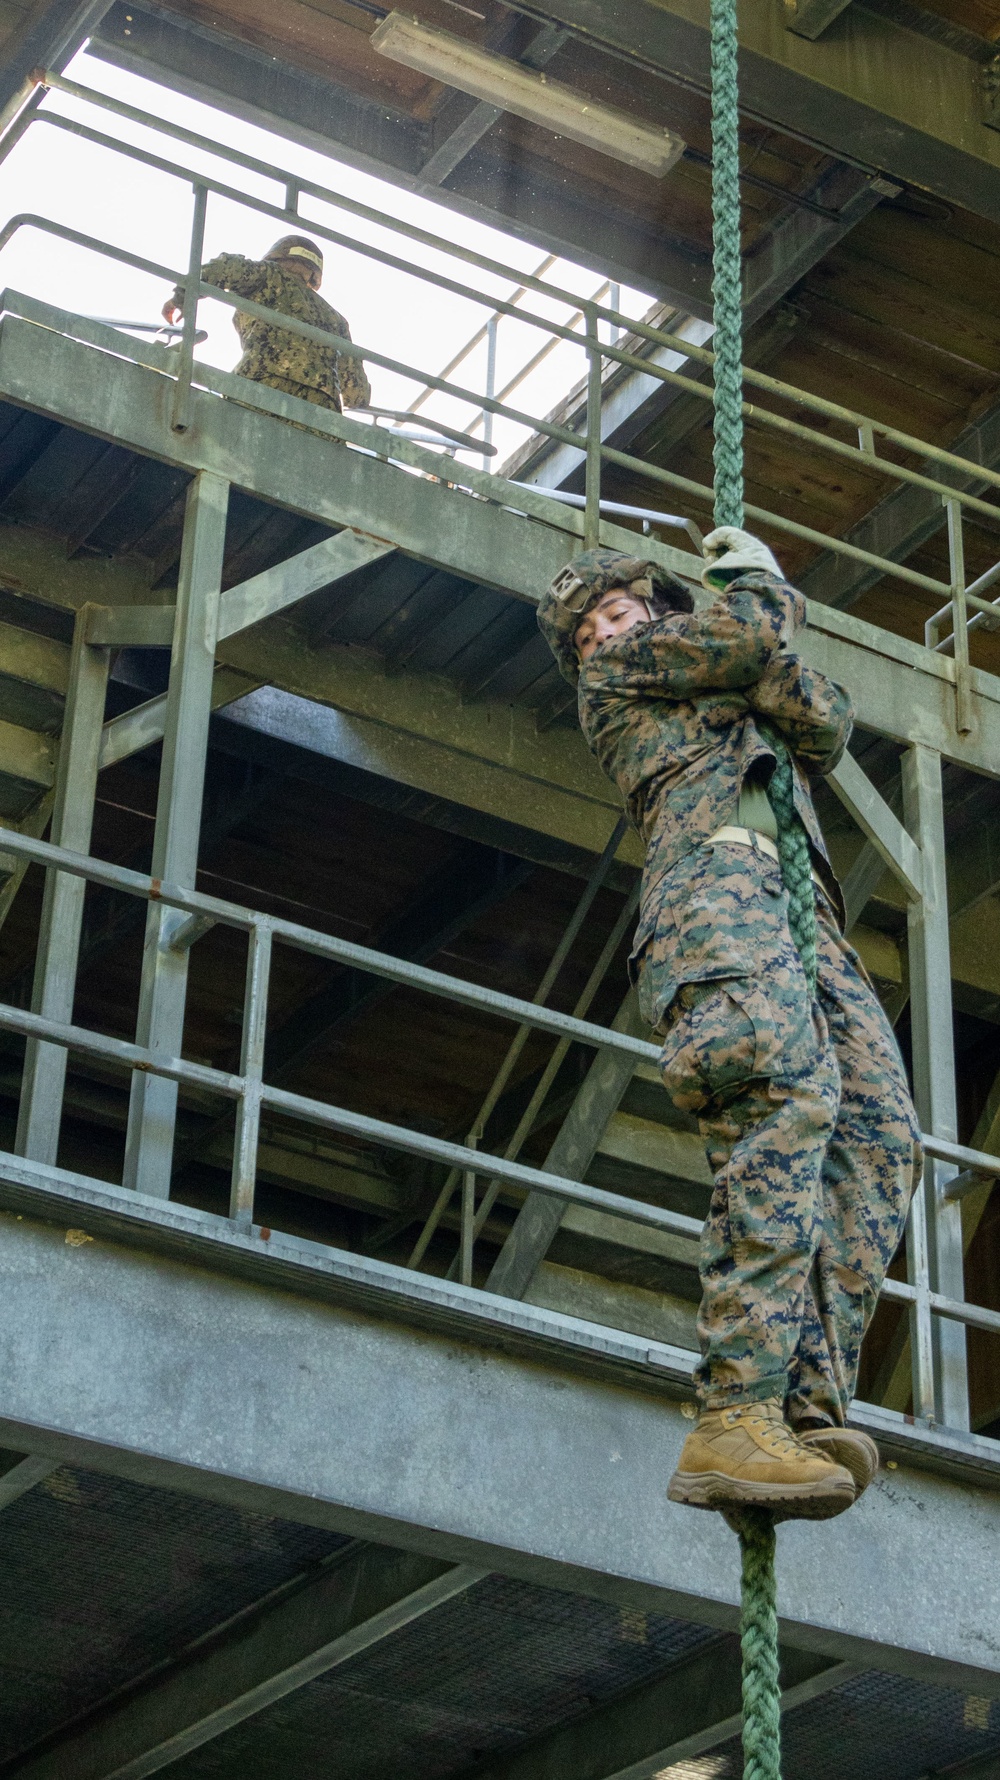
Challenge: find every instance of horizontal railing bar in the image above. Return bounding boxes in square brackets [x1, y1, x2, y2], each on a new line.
[36, 71, 1000, 502]
[0, 287, 595, 547]
[0, 255, 953, 603]
[2, 989, 995, 1333]
[0, 1000, 244, 1098]
[19, 111, 1000, 529]
[0, 215, 614, 473]
[260, 1082, 704, 1237]
[599, 446, 953, 597]
[0, 999, 700, 1240]
[0, 828, 660, 1061]
[6, 826, 994, 1206]
[923, 1133, 1000, 1176]
[880, 1275, 1000, 1337]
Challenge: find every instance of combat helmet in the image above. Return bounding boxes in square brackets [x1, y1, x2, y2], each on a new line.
[537, 546, 695, 685]
[265, 236, 324, 281]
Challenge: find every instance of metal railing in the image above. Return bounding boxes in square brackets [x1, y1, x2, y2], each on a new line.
[0, 67, 998, 1443]
[0, 69, 999, 733]
[1, 825, 998, 1384]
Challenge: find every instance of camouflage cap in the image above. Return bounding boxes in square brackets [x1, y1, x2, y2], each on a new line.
[537, 547, 695, 685]
[266, 235, 324, 274]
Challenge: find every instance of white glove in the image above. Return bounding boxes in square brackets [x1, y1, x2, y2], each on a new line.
[701, 526, 783, 590]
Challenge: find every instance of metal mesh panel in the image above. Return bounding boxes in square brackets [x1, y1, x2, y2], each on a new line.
[0, 1466, 348, 1764]
[166, 1573, 720, 1780]
[660, 1666, 1000, 1780]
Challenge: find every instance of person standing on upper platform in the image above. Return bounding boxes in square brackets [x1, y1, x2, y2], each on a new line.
[536, 530, 922, 1523]
[162, 234, 371, 414]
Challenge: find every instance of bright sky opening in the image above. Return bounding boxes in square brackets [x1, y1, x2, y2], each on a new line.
[0, 43, 656, 470]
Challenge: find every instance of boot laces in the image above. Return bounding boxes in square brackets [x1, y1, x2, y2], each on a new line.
[744, 1406, 800, 1455]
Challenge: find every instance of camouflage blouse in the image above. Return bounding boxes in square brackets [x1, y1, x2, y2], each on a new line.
[174, 253, 372, 409]
[544, 571, 852, 908]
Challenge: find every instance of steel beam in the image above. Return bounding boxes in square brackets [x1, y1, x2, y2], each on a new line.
[96, 531, 398, 771]
[487, 991, 648, 1299]
[502, 0, 1000, 226]
[1, 1192, 1000, 1692]
[0, 1447, 56, 1507]
[828, 751, 922, 902]
[0, 715, 55, 793]
[88, 5, 715, 315]
[6, 313, 1000, 793]
[469, 1639, 852, 1780]
[0, 792, 54, 934]
[11, 1540, 481, 1780]
[0, 0, 113, 134]
[100, 667, 259, 770]
[903, 744, 969, 1431]
[122, 471, 229, 1198]
[0, 616, 69, 701]
[15, 608, 110, 1164]
[784, 0, 855, 40]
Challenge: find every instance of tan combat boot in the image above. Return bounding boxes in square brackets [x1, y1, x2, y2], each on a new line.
[796, 1426, 879, 1499]
[668, 1399, 855, 1519]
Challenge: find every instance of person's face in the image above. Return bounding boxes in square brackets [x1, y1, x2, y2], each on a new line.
[574, 587, 651, 663]
[281, 257, 322, 291]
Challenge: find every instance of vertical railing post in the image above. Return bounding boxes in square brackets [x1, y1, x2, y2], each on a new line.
[122, 470, 229, 1198]
[583, 307, 602, 550]
[230, 918, 273, 1229]
[170, 181, 208, 434]
[902, 742, 970, 1428]
[15, 608, 110, 1164]
[481, 313, 498, 472]
[460, 1134, 477, 1287]
[944, 496, 973, 736]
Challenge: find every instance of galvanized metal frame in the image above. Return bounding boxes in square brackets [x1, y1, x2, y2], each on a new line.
[4, 69, 1000, 663]
[0, 72, 997, 1445]
[0, 822, 997, 1430]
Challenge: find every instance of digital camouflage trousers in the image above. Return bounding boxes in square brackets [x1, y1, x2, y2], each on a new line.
[636, 841, 922, 1426]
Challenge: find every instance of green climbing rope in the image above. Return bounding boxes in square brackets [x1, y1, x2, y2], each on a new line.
[709, 2, 791, 1777]
[765, 733, 819, 998]
[709, 0, 744, 533]
[737, 1511, 782, 1780]
[708, 0, 817, 1002]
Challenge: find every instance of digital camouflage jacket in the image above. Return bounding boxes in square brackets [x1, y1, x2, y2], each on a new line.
[173, 254, 372, 409]
[537, 570, 852, 911]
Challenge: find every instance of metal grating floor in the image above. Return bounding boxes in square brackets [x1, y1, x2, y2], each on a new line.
[0, 1465, 349, 1764]
[662, 1667, 1000, 1780]
[0, 1462, 999, 1780]
[164, 1573, 719, 1780]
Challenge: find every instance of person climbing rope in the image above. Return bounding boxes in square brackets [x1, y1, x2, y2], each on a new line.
[536, 532, 923, 1521]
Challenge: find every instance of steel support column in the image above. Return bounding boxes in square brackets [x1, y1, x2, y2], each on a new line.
[902, 743, 969, 1430]
[122, 471, 229, 1197]
[15, 608, 110, 1163]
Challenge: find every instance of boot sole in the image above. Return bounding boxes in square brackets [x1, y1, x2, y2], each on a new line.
[668, 1469, 855, 1520]
[798, 1430, 879, 1498]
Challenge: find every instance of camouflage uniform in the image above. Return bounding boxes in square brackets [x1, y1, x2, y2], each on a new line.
[537, 569, 922, 1427]
[171, 254, 371, 411]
